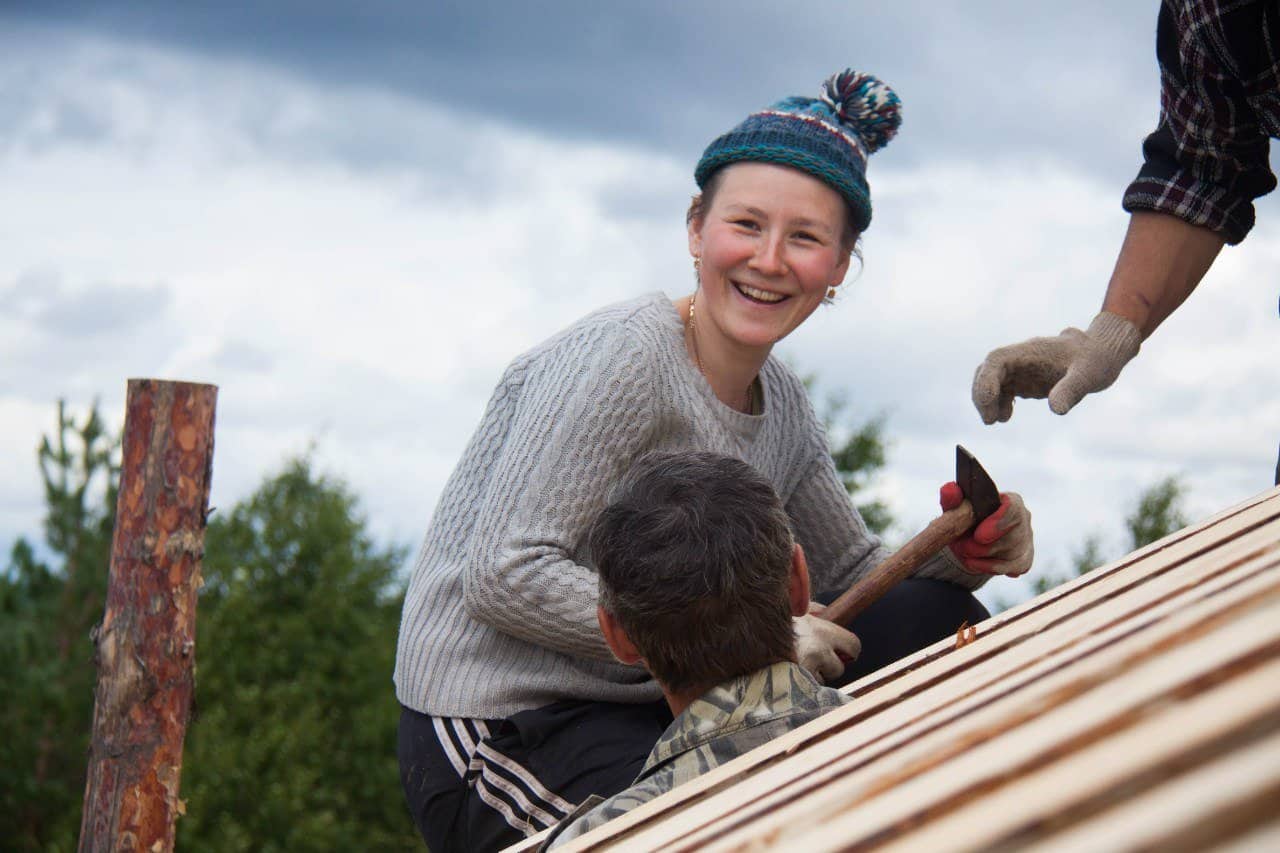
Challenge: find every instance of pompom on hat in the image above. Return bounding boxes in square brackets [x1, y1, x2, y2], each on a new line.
[694, 69, 902, 233]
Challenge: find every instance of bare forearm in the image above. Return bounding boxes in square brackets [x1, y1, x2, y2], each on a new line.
[1102, 211, 1226, 338]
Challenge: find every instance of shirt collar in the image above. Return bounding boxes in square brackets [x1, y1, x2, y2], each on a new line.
[641, 661, 828, 775]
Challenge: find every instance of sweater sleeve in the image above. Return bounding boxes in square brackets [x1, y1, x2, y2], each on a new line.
[462, 321, 657, 661]
[786, 446, 987, 598]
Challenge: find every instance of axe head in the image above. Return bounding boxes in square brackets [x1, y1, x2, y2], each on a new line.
[956, 444, 1002, 534]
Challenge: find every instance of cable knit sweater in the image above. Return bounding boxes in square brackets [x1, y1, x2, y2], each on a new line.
[394, 292, 981, 719]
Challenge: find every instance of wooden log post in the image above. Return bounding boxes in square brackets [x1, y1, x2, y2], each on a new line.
[78, 380, 217, 853]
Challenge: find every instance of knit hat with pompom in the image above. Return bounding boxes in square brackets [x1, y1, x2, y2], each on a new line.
[694, 69, 902, 233]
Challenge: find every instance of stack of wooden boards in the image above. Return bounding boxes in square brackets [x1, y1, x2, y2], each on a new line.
[512, 484, 1280, 851]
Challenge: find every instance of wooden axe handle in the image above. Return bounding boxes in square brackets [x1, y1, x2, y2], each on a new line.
[821, 500, 975, 628]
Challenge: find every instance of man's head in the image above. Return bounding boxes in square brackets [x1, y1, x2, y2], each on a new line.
[588, 451, 809, 695]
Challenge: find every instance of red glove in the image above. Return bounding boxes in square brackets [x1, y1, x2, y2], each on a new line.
[939, 482, 1034, 576]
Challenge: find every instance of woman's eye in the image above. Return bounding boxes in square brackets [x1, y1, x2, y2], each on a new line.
[732, 219, 760, 230]
[795, 232, 820, 243]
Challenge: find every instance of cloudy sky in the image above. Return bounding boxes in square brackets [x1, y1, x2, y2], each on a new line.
[3, 1, 1277, 607]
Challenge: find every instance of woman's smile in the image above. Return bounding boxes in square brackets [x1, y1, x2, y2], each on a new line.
[732, 281, 788, 304]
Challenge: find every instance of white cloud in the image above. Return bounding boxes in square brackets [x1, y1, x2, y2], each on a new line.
[0, 31, 688, 558]
[2, 27, 1277, 617]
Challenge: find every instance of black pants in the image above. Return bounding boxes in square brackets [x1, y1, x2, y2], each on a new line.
[398, 701, 671, 852]
[398, 578, 988, 851]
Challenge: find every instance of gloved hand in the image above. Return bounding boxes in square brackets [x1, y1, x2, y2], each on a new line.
[971, 312, 1141, 424]
[940, 482, 1034, 577]
[793, 613, 861, 683]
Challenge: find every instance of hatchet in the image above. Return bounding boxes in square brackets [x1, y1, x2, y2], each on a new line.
[821, 444, 1002, 628]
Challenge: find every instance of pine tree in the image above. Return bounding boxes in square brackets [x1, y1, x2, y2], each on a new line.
[0, 402, 120, 851]
[177, 457, 419, 851]
[3, 406, 422, 850]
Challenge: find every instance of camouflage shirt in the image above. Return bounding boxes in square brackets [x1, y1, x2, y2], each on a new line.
[545, 661, 851, 848]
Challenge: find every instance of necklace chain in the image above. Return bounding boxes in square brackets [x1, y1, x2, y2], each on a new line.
[687, 290, 755, 414]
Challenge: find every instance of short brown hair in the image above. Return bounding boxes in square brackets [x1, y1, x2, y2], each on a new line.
[589, 451, 796, 693]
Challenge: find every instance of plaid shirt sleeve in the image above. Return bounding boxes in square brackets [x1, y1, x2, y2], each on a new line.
[1123, 0, 1280, 244]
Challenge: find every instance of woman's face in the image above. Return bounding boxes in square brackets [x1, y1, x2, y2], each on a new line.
[688, 162, 852, 352]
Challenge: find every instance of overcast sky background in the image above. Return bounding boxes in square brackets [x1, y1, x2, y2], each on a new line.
[3, 1, 1277, 608]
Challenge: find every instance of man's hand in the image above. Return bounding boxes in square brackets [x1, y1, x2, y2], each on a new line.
[940, 483, 1034, 576]
[793, 613, 860, 683]
[971, 312, 1141, 424]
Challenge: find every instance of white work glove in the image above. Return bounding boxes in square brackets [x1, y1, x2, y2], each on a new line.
[971, 312, 1141, 424]
[793, 613, 861, 683]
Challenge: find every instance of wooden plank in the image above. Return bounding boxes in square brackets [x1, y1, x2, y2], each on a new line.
[554, 535, 1280, 851]
[984, 483, 1280, 626]
[866, 669, 1280, 853]
[586, 489, 1280, 845]
[668, 550, 1277, 845]
[611, 561, 1280, 852]
[696, 588, 1280, 852]
[1211, 819, 1280, 853]
[1023, 729, 1280, 853]
[545, 522, 1280, 845]
[516, 492, 1280, 853]
[670, 555, 1280, 845]
[840, 490, 1280, 732]
[843, 519, 1280, 719]
[78, 380, 217, 853]
[849, 487, 1280, 700]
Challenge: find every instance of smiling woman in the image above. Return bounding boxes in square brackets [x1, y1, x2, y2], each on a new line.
[393, 69, 1035, 853]
[682, 162, 853, 412]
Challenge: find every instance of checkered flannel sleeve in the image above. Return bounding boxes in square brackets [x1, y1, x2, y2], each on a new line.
[1122, 0, 1280, 245]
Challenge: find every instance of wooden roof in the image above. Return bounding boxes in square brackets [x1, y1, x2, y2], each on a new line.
[514, 484, 1280, 851]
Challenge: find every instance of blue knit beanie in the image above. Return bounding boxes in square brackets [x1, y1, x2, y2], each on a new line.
[694, 69, 902, 233]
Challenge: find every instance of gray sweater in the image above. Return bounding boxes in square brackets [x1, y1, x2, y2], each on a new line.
[394, 292, 980, 720]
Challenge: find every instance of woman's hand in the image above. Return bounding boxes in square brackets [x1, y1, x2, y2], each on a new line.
[793, 612, 861, 683]
[940, 483, 1034, 577]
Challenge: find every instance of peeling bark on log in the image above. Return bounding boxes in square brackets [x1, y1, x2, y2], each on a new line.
[78, 380, 217, 853]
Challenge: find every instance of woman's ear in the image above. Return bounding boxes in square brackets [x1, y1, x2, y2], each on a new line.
[788, 543, 812, 617]
[687, 218, 703, 261]
[598, 605, 643, 665]
[831, 245, 854, 287]
[832, 255, 852, 287]
[687, 192, 706, 260]
[831, 225, 859, 286]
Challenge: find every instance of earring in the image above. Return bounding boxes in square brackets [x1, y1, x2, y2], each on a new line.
[693, 256, 701, 272]
[827, 286, 838, 300]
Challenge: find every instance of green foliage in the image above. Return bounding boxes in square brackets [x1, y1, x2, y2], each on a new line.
[0, 402, 120, 852]
[1125, 476, 1189, 550]
[1067, 535, 1107, 581]
[3, 402, 420, 851]
[808, 379, 895, 536]
[177, 456, 419, 852]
